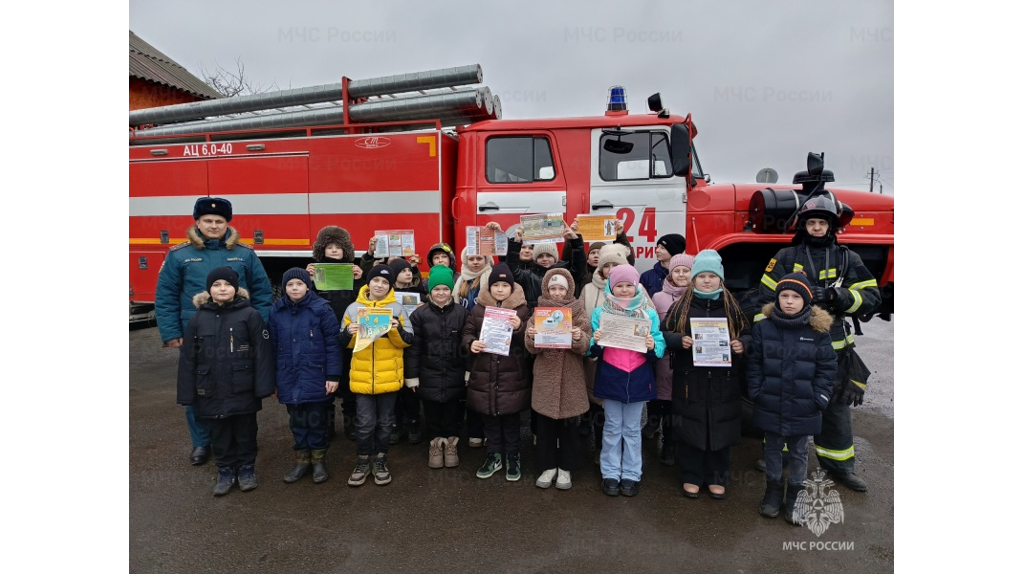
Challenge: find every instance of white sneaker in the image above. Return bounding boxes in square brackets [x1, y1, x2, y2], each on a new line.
[535, 468, 557, 489]
[556, 469, 572, 490]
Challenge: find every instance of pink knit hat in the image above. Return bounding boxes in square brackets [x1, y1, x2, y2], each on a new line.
[607, 264, 640, 288]
[669, 253, 695, 272]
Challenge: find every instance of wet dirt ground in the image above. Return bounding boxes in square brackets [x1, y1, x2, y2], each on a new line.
[130, 318, 894, 573]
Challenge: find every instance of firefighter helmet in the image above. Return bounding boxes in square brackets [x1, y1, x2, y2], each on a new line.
[795, 195, 839, 226]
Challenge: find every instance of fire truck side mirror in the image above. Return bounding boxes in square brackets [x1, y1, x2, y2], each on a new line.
[669, 123, 691, 177]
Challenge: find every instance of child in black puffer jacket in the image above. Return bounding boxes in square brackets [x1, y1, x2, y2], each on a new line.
[747, 272, 838, 524]
[177, 267, 274, 497]
[405, 266, 471, 469]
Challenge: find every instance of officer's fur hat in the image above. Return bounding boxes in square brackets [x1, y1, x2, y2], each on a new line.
[193, 197, 232, 222]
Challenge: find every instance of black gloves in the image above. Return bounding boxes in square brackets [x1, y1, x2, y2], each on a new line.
[809, 285, 825, 302]
[809, 285, 835, 304]
[840, 383, 864, 407]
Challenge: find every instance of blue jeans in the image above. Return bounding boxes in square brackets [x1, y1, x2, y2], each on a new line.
[186, 405, 211, 447]
[765, 433, 809, 487]
[355, 393, 397, 456]
[600, 400, 645, 482]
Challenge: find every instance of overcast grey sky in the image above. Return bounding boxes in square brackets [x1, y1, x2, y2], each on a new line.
[129, 0, 894, 193]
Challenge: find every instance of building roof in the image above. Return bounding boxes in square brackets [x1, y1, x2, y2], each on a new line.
[129, 30, 221, 100]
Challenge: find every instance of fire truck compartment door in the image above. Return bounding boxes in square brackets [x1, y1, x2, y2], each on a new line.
[475, 191, 566, 214]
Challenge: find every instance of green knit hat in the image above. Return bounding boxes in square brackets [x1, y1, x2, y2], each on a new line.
[428, 265, 455, 291]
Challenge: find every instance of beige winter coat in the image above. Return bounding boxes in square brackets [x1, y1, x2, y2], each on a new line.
[525, 269, 592, 419]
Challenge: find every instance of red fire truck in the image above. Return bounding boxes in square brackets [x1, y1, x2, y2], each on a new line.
[129, 66, 893, 322]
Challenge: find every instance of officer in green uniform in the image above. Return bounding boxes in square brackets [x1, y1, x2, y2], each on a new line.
[155, 197, 274, 465]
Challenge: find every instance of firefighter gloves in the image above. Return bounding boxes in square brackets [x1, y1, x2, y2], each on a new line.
[840, 383, 864, 407]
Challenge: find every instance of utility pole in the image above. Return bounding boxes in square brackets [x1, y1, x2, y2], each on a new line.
[869, 167, 875, 193]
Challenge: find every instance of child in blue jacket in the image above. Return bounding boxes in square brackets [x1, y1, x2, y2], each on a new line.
[269, 268, 342, 485]
[590, 264, 665, 498]
[748, 272, 837, 524]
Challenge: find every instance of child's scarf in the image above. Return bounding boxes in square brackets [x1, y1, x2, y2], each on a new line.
[601, 282, 654, 319]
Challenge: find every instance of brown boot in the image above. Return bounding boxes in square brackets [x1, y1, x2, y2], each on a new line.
[428, 437, 445, 469]
[444, 436, 460, 468]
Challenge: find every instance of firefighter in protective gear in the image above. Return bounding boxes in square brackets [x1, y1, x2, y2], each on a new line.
[756, 194, 880, 492]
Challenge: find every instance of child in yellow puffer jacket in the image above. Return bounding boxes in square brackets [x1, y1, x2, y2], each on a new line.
[340, 264, 414, 487]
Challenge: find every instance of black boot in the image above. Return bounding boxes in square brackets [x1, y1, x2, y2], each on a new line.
[283, 450, 312, 483]
[759, 480, 784, 518]
[783, 483, 804, 525]
[407, 420, 423, 445]
[190, 445, 210, 466]
[237, 463, 258, 492]
[828, 470, 868, 492]
[213, 466, 236, 497]
[311, 449, 329, 484]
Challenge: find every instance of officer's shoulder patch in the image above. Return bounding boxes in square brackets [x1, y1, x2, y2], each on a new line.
[765, 258, 777, 272]
[236, 242, 254, 250]
[169, 241, 191, 252]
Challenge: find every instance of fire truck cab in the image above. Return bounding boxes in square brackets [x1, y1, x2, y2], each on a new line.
[453, 89, 893, 317]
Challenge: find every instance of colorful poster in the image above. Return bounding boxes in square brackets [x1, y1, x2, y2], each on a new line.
[374, 229, 416, 257]
[520, 213, 565, 244]
[466, 226, 508, 256]
[576, 215, 617, 241]
[311, 263, 354, 291]
[354, 308, 392, 353]
[598, 314, 651, 353]
[479, 306, 517, 356]
[690, 317, 732, 367]
[533, 307, 572, 349]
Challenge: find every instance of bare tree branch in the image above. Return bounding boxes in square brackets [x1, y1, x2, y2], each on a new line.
[200, 57, 280, 97]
